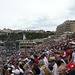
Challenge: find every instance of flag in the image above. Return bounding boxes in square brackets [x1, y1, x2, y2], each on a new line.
[23, 34, 26, 40]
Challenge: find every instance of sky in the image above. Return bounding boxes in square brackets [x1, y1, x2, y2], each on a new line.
[0, 0, 75, 31]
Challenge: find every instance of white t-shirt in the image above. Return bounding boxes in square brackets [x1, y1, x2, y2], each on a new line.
[72, 52, 75, 63]
[43, 56, 49, 68]
[52, 63, 58, 75]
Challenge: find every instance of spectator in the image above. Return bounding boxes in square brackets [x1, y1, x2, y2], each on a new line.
[39, 59, 49, 75]
[49, 56, 58, 75]
[58, 65, 66, 75]
[34, 55, 39, 64]
[72, 48, 75, 64]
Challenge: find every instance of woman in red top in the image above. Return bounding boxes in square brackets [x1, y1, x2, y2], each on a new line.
[34, 55, 39, 64]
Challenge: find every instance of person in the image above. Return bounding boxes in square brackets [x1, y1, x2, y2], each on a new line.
[69, 47, 74, 62]
[24, 63, 32, 75]
[39, 59, 47, 75]
[42, 54, 49, 68]
[72, 48, 75, 64]
[4, 65, 10, 75]
[39, 59, 50, 75]
[12, 65, 20, 75]
[18, 63, 25, 75]
[28, 61, 34, 68]
[27, 71, 34, 75]
[56, 55, 66, 66]
[49, 56, 58, 75]
[58, 65, 75, 75]
[34, 55, 39, 64]
[58, 65, 66, 75]
[32, 63, 40, 75]
[62, 47, 70, 64]
[66, 62, 75, 71]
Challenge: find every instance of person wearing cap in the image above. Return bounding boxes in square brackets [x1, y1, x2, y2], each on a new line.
[49, 56, 58, 75]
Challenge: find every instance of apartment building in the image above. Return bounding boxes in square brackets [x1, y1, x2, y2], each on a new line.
[56, 20, 75, 37]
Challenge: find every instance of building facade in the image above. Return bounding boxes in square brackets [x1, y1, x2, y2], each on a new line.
[56, 20, 75, 37]
[15, 40, 36, 51]
[4, 40, 36, 51]
[0, 28, 45, 34]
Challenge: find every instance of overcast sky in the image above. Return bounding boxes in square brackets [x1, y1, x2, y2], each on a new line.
[0, 0, 75, 31]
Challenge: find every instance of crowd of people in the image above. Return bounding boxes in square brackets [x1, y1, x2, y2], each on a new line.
[0, 37, 75, 75]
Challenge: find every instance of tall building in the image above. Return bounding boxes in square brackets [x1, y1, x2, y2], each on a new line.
[56, 20, 75, 37]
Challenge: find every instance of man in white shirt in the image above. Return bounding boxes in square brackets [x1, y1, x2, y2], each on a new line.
[72, 49, 75, 64]
[42, 54, 49, 68]
[49, 57, 58, 75]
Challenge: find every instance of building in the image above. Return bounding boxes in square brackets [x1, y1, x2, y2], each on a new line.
[2, 28, 13, 33]
[56, 20, 75, 37]
[0, 28, 45, 34]
[4, 40, 36, 51]
[15, 40, 36, 51]
[26, 30, 45, 33]
[0, 41, 5, 50]
[0, 32, 7, 35]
